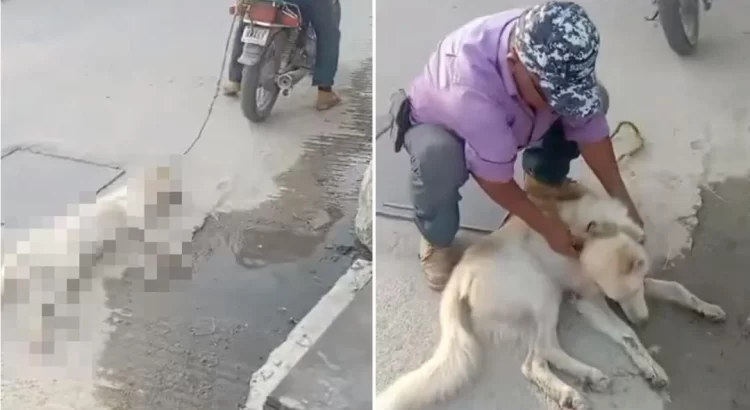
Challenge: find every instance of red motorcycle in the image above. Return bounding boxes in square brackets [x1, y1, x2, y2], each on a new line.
[229, 0, 341, 122]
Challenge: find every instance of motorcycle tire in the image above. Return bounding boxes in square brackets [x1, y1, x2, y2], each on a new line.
[657, 0, 700, 56]
[240, 30, 288, 123]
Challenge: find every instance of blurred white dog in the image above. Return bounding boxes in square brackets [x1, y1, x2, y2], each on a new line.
[1, 166, 192, 354]
[377, 191, 727, 410]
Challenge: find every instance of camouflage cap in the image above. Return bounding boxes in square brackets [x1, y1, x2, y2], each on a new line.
[512, 1, 601, 118]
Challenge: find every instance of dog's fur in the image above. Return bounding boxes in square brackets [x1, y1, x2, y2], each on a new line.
[1, 166, 191, 353]
[376, 192, 726, 410]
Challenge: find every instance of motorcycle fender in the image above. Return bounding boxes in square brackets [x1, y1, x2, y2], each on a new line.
[238, 25, 283, 66]
[238, 43, 264, 66]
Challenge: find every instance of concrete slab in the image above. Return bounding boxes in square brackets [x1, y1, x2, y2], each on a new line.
[265, 280, 372, 410]
[1, 150, 120, 234]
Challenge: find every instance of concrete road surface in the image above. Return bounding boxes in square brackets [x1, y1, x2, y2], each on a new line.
[375, 0, 750, 409]
[1, 0, 372, 408]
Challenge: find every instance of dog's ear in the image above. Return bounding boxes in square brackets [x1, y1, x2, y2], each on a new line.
[586, 221, 598, 233]
[621, 225, 646, 245]
[626, 256, 646, 274]
[586, 220, 618, 238]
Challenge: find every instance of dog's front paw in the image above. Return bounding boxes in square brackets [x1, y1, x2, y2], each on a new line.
[559, 387, 589, 410]
[585, 370, 612, 392]
[643, 362, 669, 389]
[699, 303, 726, 322]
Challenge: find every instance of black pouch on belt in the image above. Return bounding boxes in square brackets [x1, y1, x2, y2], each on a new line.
[389, 89, 413, 153]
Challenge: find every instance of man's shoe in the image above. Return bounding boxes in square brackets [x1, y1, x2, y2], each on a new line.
[419, 237, 455, 292]
[524, 174, 587, 201]
[223, 81, 241, 96]
[315, 90, 342, 111]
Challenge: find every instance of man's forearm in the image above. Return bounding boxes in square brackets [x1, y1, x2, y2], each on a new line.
[580, 138, 643, 225]
[579, 139, 623, 193]
[474, 175, 553, 235]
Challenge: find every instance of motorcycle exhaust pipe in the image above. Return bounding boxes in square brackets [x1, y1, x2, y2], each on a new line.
[276, 68, 308, 90]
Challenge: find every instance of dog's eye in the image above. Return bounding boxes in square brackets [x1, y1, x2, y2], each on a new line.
[631, 258, 645, 272]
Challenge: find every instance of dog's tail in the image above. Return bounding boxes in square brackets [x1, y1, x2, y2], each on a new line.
[376, 267, 481, 410]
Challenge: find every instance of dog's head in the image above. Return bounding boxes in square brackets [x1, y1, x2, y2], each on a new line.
[126, 165, 184, 224]
[118, 165, 193, 286]
[573, 199, 651, 325]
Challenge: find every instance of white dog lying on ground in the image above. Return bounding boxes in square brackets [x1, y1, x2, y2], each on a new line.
[376, 191, 726, 410]
[1, 166, 192, 354]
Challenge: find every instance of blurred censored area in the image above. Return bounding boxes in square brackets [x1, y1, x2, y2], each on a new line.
[2, 164, 193, 364]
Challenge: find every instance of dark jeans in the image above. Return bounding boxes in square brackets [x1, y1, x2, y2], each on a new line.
[402, 84, 610, 247]
[228, 0, 341, 87]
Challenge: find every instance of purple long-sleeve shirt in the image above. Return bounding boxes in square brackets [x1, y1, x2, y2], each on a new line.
[408, 9, 610, 183]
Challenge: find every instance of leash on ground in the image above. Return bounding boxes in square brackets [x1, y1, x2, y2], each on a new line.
[97, 16, 238, 195]
[611, 120, 645, 162]
[375, 120, 647, 232]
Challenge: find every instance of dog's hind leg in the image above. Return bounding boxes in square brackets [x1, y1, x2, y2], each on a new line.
[575, 296, 669, 389]
[644, 278, 726, 322]
[521, 303, 591, 410]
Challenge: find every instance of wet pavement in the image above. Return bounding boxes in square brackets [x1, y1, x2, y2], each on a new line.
[1, 0, 372, 407]
[94, 214, 367, 410]
[638, 178, 750, 410]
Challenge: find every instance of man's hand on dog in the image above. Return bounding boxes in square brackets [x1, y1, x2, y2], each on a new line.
[542, 218, 584, 259]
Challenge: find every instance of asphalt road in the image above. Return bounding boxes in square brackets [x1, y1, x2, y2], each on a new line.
[1, 0, 372, 408]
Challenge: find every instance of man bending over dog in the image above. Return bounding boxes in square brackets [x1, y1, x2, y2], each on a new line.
[392, 1, 643, 291]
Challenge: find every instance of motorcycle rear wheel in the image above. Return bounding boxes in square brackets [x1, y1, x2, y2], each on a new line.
[240, 31, 288, 122]
[657, 0, 700, 56]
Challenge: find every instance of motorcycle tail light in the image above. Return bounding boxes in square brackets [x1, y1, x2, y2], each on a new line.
[230, 2, 248, 16]
[247, 2, 278, 24]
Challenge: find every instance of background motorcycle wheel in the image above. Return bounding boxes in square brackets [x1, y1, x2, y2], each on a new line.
[241, 31, 288, 122]
[657, 0, 700, 56]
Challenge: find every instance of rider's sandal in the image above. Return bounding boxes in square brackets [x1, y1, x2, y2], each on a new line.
[315, 91, 342, 111]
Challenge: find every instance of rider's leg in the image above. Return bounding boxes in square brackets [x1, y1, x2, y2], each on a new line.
[294, 0, 342, 110]
[223, 19, 246, 95]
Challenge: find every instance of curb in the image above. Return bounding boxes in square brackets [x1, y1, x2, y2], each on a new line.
[243, 258, 373, 410]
